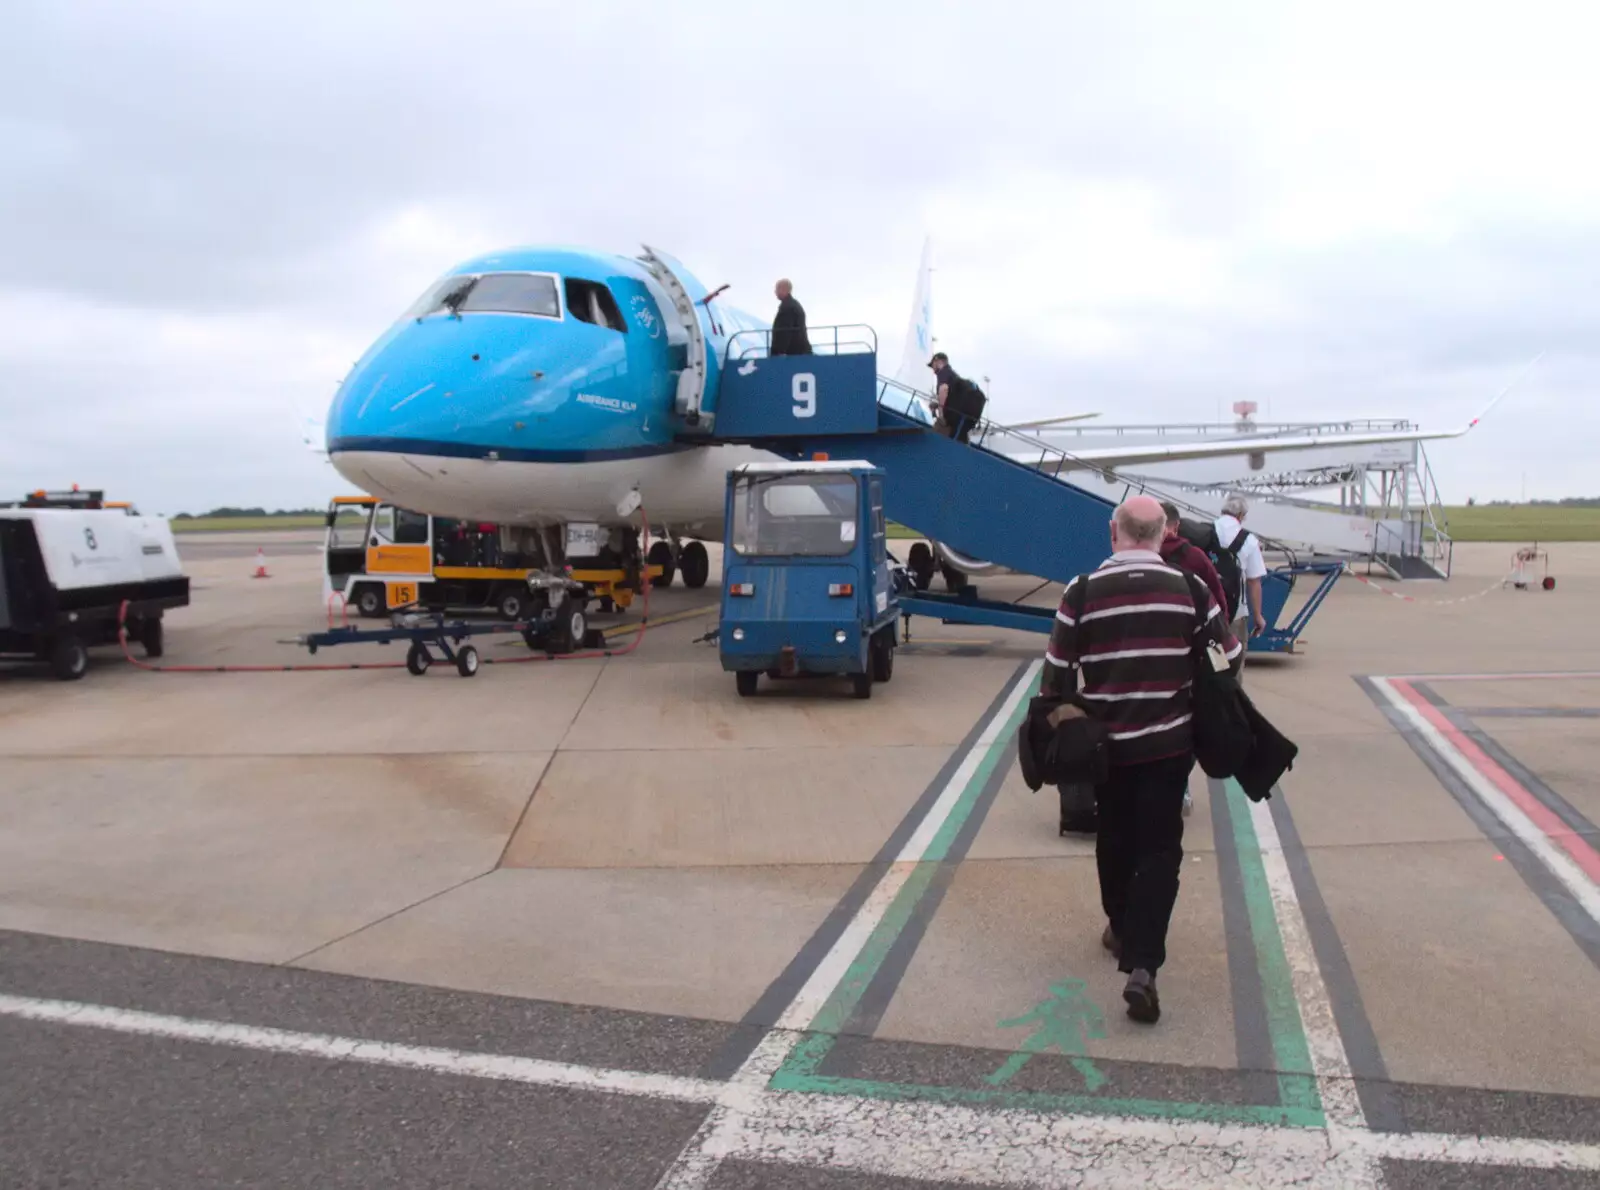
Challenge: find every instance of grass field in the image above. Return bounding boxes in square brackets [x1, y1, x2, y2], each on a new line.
[1440, 504, 1600, 542]
[892, 507, 1600, 544]
[166, 507, 1599, 542]
[171, 515, 323, 533]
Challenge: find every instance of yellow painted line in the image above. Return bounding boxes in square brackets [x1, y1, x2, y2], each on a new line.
[602, 604, 717, 638]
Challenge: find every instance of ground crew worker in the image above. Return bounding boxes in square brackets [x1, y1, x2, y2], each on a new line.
[1041, 494, 1240, 1024]
[770, 279, 812, 356]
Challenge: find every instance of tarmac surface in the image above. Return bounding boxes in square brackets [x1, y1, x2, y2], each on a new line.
[1, 531, 1597, 1188]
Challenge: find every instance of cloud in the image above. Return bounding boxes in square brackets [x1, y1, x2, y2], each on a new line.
[1, 0, 1596, 512]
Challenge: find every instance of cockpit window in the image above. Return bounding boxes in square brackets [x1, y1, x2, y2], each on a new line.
[458, 273, 561, 318]
[404, 272, 563, 320]
[564, 279, 628, 333]
[402, 273, 473, 321]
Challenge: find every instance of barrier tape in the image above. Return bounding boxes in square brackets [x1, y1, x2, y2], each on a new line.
[1340, 563, 1518, 606]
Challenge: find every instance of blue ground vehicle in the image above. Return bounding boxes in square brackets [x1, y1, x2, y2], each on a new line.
[719, 461, 899, 699]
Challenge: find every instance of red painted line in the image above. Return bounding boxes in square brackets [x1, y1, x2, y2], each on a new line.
[1396, 671, 1600, 683]
[1390, 679, 1600, 885]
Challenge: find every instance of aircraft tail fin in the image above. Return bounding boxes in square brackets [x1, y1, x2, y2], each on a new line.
[893, 236, 934, 391]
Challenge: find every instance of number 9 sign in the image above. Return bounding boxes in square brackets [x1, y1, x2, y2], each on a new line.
[792, 373, 816, 419]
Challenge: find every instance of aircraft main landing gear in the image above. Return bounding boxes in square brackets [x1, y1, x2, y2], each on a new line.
[648, 540, 675, 588]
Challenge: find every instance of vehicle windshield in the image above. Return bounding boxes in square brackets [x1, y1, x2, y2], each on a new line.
[403, 272, 563, 320]
[731, 474, 858, 557]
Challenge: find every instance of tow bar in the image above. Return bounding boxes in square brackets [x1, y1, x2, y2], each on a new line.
[287, 610, 601, 678]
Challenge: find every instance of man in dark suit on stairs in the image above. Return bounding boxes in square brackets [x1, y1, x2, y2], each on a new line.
[770, 278, 812, 356]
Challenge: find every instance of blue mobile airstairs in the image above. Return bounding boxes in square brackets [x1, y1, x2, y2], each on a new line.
[687, 327, 1340, 655]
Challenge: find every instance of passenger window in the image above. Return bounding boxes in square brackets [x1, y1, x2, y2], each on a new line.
[372, 506, 396, 541]
[395, 509, 430, 545]
[564, 279, 628, 332]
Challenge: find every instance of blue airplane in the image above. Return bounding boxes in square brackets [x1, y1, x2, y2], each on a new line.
[317, 238, 1519, 584]
[320, 242, 939, 583]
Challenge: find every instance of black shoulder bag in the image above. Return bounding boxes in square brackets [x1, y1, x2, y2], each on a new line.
[1180, 571, 1253, 779]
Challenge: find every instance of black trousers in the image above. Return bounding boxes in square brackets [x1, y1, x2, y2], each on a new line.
[1094, 752, 1195, 973]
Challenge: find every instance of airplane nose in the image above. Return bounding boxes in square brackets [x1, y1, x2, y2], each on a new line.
[325, 309, 644, 468]
[328, 316, 563, 450]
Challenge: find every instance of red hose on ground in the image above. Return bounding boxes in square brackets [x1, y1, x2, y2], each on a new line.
[117, 505, 659, 674]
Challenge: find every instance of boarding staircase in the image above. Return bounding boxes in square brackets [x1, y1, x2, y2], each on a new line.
[694, 331, 1321, 644]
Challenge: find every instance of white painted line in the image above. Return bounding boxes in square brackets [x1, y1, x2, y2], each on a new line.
[727, 1091, 1341, 1188]
[0, 993, 720, 1106]
[1382, 671, 1600, 683]
[1374, 677, 1600, 924]
[654, 661, 1043, 1189]
[773, 660, 1041, 1033]
[1349, 1128, 1600, 1171]
[7, 990, 1600, 1185]
[1249, 795, 1380, 1186]
[719, 1090, 1600, 1187]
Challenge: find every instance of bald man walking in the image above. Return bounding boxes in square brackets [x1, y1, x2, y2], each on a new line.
[1041, 494, 1240, 1023]
[770, 278, 812, 356]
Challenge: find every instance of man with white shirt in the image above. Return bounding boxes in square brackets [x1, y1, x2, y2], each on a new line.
[1213, 495, 1267, 682]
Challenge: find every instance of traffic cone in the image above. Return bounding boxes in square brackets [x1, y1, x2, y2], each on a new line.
[252, 548, 270, 579]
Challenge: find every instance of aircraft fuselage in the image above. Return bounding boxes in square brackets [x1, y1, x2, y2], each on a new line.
[326, 245, 782, 536]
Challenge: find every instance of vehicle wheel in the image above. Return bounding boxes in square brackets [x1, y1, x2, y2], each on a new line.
[941, 564, 969, 593]
[736, 670, 759, 697]
[871, 631, 894, 682]
[851, 672, 873, 700]
[679, 541, 710, 589]
[406, 644, 430, 676]
[141, 618, 165, 659]
[598, 596, 616, 614]
[648, 541, 676, 588]
[51, 635, 88, 682]
[548, 597, 587, 654]
[907, 542, 935, 591]
[355, 585, 384, 618]
[456, 645, 480, 677]
[498, 588, 528, 622]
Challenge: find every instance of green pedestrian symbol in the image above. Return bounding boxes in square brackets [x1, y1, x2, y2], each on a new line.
[988, 979, 1108, 1091]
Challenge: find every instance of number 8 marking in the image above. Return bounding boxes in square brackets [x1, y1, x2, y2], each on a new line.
[792, 373, 816, 418]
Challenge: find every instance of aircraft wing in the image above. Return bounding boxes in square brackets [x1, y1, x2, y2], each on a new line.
[1003, 412, 1102, 431]
[1034, 422, 1470, 471]
[1021, 352, 1541, 472]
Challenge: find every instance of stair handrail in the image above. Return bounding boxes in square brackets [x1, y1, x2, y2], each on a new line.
[725, 325, 878, 361]
[873, 374, 1300, 557]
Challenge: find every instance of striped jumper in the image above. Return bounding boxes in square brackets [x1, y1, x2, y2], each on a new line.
[1040, 548, 1241, 767]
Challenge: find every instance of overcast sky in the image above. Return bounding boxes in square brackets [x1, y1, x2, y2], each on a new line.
[2, 0, 1594, 514]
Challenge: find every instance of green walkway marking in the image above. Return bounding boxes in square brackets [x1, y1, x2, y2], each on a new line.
[771, 1072, 1326, 1128]
[768, 669, 1325, 1129]
[989, 979, 1107, 1091]
[776, 668, 1037, 1082]
[1223, 777, 1322, 1115]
